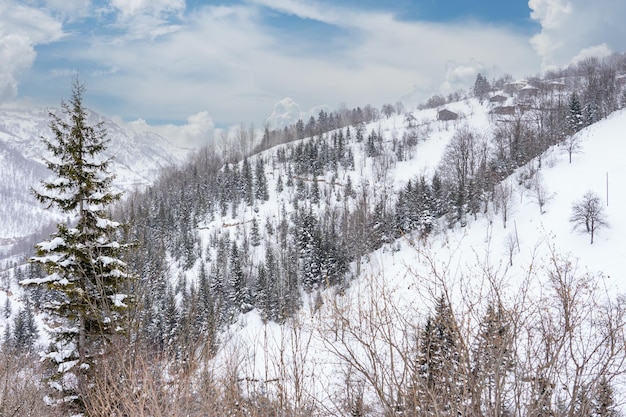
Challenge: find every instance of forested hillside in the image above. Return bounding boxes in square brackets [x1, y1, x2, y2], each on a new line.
[113, 54, 624, 353]
[2, 53, 626, 416]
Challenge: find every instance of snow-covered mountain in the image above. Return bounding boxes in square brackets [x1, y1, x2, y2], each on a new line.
[0, 107, 189, 246]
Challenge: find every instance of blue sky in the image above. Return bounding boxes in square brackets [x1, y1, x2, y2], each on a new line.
[1, 0, 625, 147]
[336, 0, 535, 27]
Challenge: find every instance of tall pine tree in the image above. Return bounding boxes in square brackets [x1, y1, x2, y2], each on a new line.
[21, 78, 134, 409]
[472, 302, 513, 417]
[415, 295, 464, 415]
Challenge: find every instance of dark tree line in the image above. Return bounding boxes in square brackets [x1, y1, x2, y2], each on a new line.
[256, 104, 382, 153]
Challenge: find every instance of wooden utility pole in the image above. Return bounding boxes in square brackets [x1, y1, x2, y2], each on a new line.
[606, 172, 609, 206]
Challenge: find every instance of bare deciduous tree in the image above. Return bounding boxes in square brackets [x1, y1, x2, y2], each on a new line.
[532, 175, 553, 214]
[494, 182, 515, 229]
[563, 134, 583, 164]
[570, 191, 608, 244]
[505, 232, 517, 266]
[381, 104, 395, 119]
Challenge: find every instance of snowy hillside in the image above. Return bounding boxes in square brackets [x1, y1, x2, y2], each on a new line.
[201, 102, 626, 415]
[0, 107, 189, 246]
[2, 77, 626, 415]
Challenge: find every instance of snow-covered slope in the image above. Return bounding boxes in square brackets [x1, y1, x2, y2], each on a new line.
[204, 102, 626, 414]
[0, 107, 189, 244]
[3, 94, 624, 413]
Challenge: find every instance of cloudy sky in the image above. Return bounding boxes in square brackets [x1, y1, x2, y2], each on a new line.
[1, 0, 625, 147]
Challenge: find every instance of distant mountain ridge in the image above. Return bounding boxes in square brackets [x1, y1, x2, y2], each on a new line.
[0, 107, 189, 244]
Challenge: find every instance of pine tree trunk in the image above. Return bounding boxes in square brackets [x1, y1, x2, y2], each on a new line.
[79, 311, 86, 361]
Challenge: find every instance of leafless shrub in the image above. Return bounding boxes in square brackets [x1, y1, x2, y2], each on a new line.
[532, 174, 553, 214]
[494, 181, 516, 228]
[80, 337, 287, 417]
[0, 349, 51, 417]
[316, 239, 626, 417]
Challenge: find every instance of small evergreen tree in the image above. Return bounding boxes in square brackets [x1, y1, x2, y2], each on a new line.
[474, 73, 491, 103]
[162, 288, 180, 352]
[592, 377, 618, 417]
[250, 217, 261, 247]
[566, 92, 584, 135]
[20, 78, 134, 409]
[3, 297, 10, 318]
[255, 263, 269, 321]
[9, 302, 39, 352]
[529, 374, 555, 417]
[311, 176, 321, 204]
[416, 295, 464, 415]
[345, 175, 355, 199]
[229, 241, 250, 312]
[242, 157, 254, 206]
[254, 157, 269, 201]
[276, 174, 284, 193]
[472, 303, 513, 417]
[366, 129, 380, 157]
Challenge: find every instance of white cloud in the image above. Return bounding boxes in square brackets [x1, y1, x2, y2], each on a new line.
[44, 0, 91, 21]
[249, 0, 371, 29]
[127, 111, 215, 149]
[0, 2, 64, 43]
[109, 0, 185, 19]
[439, 60, 487, 95]
[0, 2, 63, 102]
[8, 0, 624, 134]
[529, 0, 626, 69]
[75, 1, 538, 125]
[105, 0, 185, 40]
[569, 44, 612, 66]
[528, 0, 572, 30]
[0, 35, 36, 101]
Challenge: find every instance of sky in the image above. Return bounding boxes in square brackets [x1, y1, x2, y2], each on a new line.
[1, 0, 625, 147]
